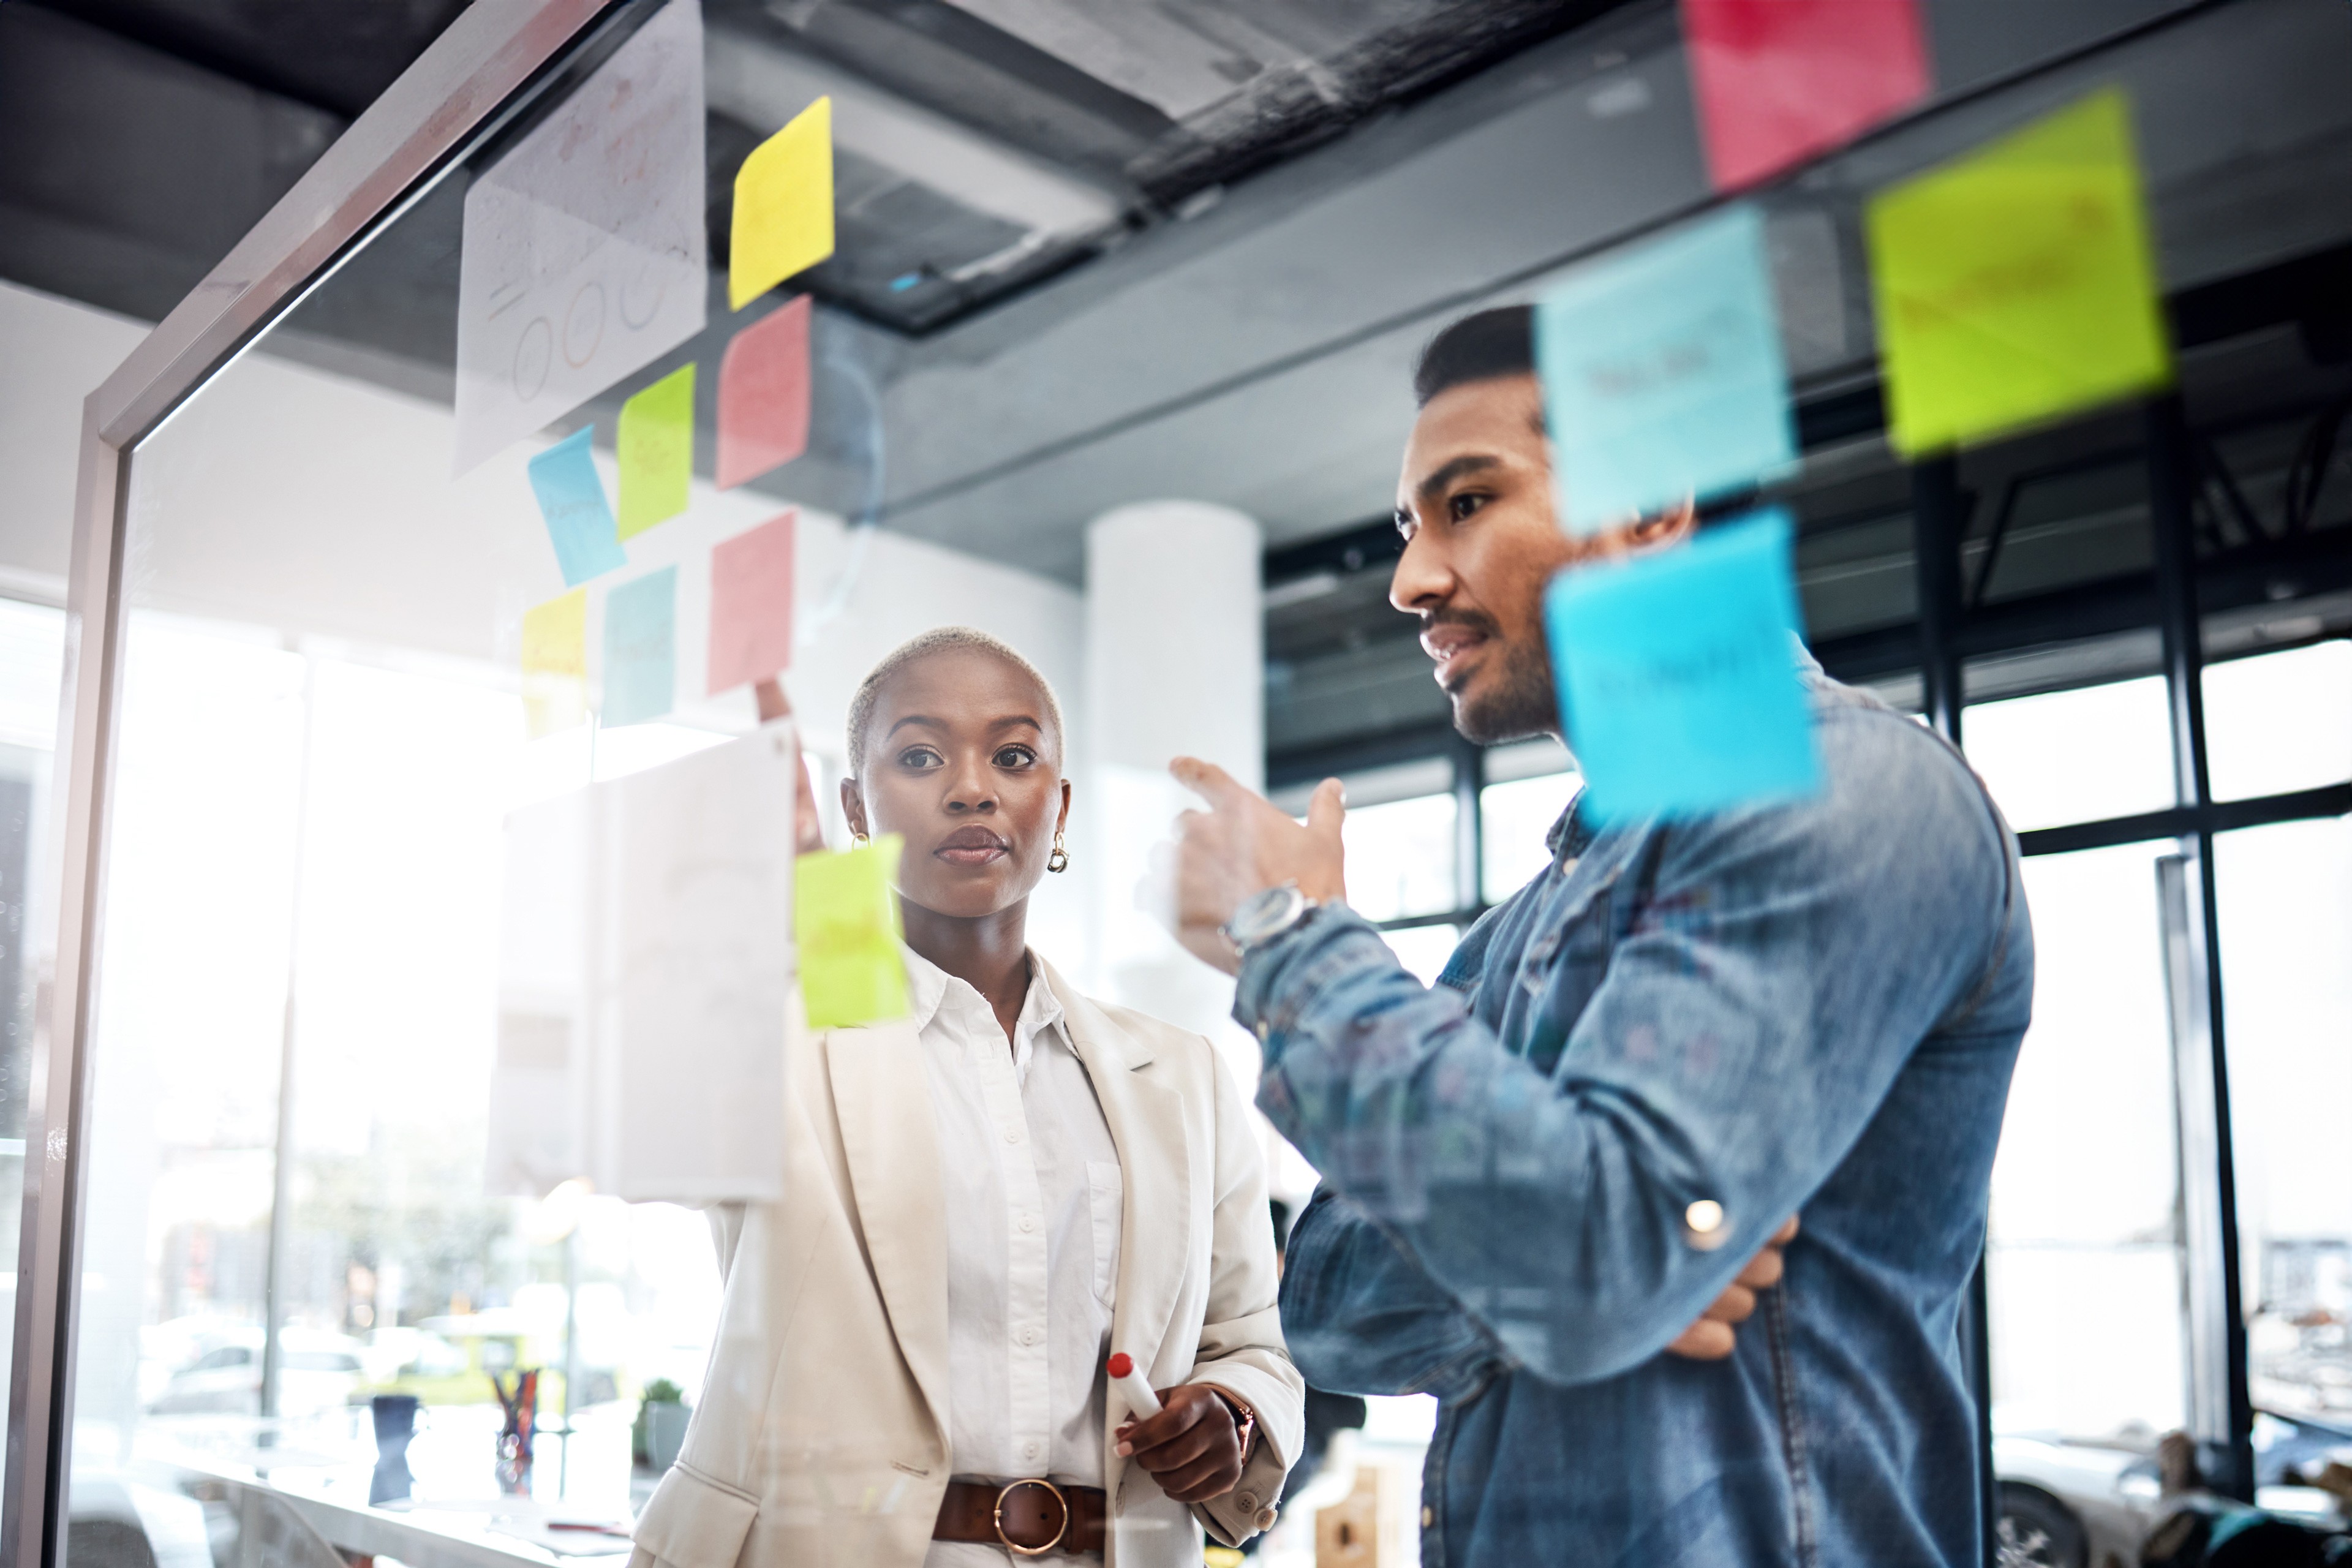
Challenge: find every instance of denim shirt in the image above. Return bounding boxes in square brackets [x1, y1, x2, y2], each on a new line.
[1238, 668, 2033, 1568]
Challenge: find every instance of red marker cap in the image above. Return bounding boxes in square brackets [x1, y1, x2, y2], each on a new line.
[1107, 1353, 1134, 1378]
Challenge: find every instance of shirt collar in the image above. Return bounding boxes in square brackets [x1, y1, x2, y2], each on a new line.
[898, 945, 1066, 1053]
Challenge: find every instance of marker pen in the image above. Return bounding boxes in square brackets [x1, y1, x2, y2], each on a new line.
[1106, 1353, 1161, 1418]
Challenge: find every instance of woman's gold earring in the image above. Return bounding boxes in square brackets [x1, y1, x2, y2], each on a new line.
[1047, 831, 1069, 873]
[852, 831, 871, 849]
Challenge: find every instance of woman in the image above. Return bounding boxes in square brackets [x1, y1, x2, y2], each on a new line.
[628, 628, 1302, 1568]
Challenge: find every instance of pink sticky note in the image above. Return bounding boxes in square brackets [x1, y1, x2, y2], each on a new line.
[717, 296, 812, 489]
[1683, 0, 1931, 192]
[707, 511, 797, 695]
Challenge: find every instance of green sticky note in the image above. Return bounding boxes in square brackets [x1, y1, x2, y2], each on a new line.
[617, 363, 695, 538]
[796, 834, 910, 1031]
[1866, 88, 2171, 457]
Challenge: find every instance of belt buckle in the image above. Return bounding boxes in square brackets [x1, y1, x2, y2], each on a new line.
[993, 1478, 1069, 1558]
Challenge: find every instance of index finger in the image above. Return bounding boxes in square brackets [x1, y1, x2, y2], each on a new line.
[1169, 756, 1246, 807]
[1772, 1215, 1800, 1244]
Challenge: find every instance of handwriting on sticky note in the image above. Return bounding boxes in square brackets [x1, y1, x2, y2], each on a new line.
[717, 296, 812, 489]
[1543, 509, 1820, 821]
[1537, 205, 1795, 537]
[797, 835, 910, 1030]
[730, 98, 835, 311]
[527, 428, 628, 587]
[521, 589, 588, 738]
[618, 363, 695, 539]
[707, 511, 797, 697]
[1866, 88, 2170, 456]
[601, 566, 677, 728]
[1683, 0, 1930, 192]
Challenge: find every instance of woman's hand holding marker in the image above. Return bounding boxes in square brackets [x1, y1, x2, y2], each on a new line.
[1109, 1354, 1251, 1504]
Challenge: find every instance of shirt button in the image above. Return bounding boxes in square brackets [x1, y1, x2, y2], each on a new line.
[1003, 1128, 1023, 1144]
[1024, 1441, 1041, 1460]
[1237, 1492, 1256, 1511]
[1684, 1199, 1729, 1250]
[1254, 1020, 1270, 1042]
[1019, 1213, 1038, 1233]
[1020, 1326, 1039, 1346]
[1422, 1506, 1434, 1528]
[1256, 1507, 1278, 1530]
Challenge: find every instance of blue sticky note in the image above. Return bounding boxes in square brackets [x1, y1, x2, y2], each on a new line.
[601, 567, 676, 728]
[1543, 509, 1821, 821]
[1536, 205, 1796, 537]
[527, 428, 628, 587]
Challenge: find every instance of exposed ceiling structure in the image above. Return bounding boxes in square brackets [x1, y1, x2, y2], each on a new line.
[3, 0, 2350, 772]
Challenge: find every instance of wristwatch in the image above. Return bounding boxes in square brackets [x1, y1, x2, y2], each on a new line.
[1208, 1387, 1258, 1461]
[1219, 881, 1319, 956]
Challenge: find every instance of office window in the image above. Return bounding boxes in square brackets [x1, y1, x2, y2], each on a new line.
[2204, 640, 2352, 804]
[1480, 737, 1577, 905]
[2215, 815, 2352, 1423]
[1984, 842, 2186, 1441]
[1321, 759, 1457, 924]
[1964, 677, 2176, 832]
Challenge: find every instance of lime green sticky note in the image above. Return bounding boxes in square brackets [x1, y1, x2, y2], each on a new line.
[1866, 88, 2171, 457]
[617, 363, 695, 539]
[519, 587, 587, 739]
[730, 97, 835, 311]
[796, 834, 910, 1031]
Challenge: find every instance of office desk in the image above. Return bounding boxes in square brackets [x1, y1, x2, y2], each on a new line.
[127, 1404, 646, 1568]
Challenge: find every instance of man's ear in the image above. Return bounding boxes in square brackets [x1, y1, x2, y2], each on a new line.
[840, 776, 869, 839]
[1630, 496, 1698, 550]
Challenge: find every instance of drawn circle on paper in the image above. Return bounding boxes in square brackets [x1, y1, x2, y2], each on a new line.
[511, 317, 552, 401]
[563, 282, 606, 368]
[619, 257, 666, 330]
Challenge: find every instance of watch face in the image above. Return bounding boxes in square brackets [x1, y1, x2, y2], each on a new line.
[1229, 884, 1305, 946]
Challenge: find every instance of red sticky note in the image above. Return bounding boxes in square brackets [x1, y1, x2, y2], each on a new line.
[707, 511, 796, 695]
[1683, 0, 1931, 192]
[716, 296, 812, 489]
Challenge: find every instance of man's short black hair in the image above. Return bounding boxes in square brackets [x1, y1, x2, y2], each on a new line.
[1412, 304, 1535, 407]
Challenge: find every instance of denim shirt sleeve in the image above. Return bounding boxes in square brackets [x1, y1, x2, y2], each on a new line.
[1239, 710, 2019, 1386]
[1278, 1187, 1508, 1401]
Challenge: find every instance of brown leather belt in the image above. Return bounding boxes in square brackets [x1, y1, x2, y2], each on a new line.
[933, 1478, 1107, 1556]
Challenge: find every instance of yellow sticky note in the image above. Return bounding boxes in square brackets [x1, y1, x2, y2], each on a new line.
[1866, 88, 2171, 457]
[729, 97, 835, 311]
[617, 363, 694, 539]
[521, 588, 587, 738]
[796, 834, 910, 1031]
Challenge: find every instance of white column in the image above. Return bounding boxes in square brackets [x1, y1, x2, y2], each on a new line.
[1079, 502, 1262, 1048]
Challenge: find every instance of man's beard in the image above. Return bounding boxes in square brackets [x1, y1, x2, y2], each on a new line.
[1446, 631, 1559, 745]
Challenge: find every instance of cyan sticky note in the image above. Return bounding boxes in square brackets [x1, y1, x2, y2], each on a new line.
[1536, 205, 1796, 537]
[527, 428, 627, 586]
[1543, 508, 1821, 821]
[602, 566, 677, 728]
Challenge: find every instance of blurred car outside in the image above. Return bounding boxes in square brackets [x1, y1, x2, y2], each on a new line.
[143, 1325, 367, 1417]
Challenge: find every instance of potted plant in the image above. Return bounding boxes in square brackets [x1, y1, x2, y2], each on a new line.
[632, 1379, 690, 1474]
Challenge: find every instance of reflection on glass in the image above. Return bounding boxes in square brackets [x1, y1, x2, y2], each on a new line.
[1964, 676, 2176, 832]
[2204, 641, 2352, 804]
[1987, 842, 2184, 1443]
[2215, 816, 2352, 1423]
[1343, 793, 1457, 922]
[1480, 771, 1577, 905]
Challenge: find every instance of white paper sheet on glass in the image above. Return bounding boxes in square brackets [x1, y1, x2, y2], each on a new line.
[452, 0, 707, 475]
[489, 724, 796, 1204]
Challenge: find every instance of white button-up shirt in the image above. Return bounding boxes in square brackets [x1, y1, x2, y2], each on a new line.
[905, 947, 1121, 1567]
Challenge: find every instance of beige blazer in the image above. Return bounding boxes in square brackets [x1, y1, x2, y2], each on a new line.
[626, 956, 1303, 1568]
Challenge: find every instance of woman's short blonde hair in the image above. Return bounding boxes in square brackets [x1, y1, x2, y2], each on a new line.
[845, 627, 1066, 779]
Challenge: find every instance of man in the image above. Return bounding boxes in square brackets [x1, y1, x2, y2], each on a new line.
[1163, 306, 2032, 1567]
